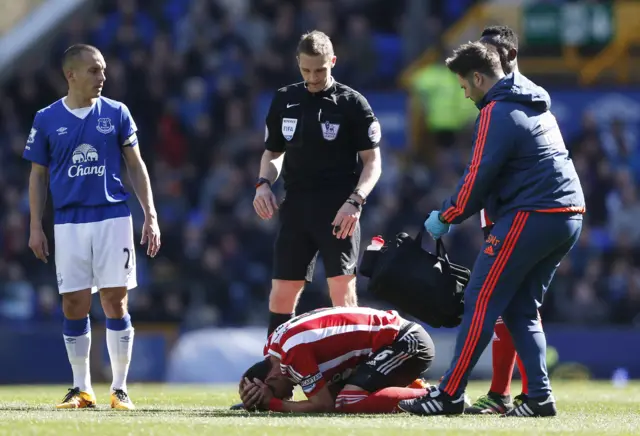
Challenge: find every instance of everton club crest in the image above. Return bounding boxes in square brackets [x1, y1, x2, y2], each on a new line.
[97, 118, 115, 134]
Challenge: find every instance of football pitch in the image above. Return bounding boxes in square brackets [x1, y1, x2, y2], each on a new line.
[0, 381, 638, 436]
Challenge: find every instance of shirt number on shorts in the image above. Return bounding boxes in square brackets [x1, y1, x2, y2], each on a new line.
[123, 248, 132, 269]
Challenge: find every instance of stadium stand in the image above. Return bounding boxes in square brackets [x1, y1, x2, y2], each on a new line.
[0, 0, 638, 330]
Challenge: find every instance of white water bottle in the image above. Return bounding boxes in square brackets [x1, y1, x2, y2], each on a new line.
[366, 236, 385, 251]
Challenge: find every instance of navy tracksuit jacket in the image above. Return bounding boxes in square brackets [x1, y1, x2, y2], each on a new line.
[437, 72, 585, 399]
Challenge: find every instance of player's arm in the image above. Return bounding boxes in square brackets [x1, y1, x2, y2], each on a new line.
[119, 104, 156, 219]
[121, 126, 161, 257]
[276, 355, 335, 413]
[266, 350, 334, 413]
[24, 114, 51, 262]
[24, 115, 51, 226]
[122, 145, 156, 218]
[28, 163, 50, 264]
[268, 383, 335, 413]
[440, 103, 512, 224]
[28, 163, 49, 227]
[352, 93, 382, 200]
[243, 374, 335, 413]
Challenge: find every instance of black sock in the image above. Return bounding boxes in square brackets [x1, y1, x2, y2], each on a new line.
[268, 312, 293, 336]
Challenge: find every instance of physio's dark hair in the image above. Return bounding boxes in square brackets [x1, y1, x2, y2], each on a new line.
[296, 30, 334, 57]
[445, 42, 502, 79]
[62, 44, 100, 70]
[481, 25, 519, 51]
[242, 358, 273, 383]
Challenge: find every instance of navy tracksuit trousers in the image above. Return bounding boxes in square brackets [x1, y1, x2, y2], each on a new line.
[438, 211, 583, 399]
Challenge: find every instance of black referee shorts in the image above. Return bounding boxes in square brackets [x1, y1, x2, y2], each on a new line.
[273, 190, 360, 282]
[346, 321, 435, 393]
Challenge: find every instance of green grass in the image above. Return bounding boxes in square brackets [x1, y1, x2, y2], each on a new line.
[0, 382, 638, 435]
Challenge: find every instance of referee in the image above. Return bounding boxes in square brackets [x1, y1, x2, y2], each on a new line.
[253, 30, 383, 336]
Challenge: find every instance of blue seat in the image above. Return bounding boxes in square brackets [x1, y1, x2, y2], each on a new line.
[373, 34, 402, 81]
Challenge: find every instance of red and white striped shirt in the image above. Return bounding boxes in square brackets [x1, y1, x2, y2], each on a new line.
[264, 307, 405, 397]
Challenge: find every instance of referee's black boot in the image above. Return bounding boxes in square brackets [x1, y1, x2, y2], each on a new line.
[398, 387, 466, 416]
[502, 394, 557, 418]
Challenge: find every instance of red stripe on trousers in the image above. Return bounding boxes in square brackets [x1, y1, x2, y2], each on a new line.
[445, 212, 528, 395]
[444, 211, 530, 396]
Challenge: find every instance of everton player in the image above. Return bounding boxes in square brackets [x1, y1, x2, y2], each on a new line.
[24, 44, 160, 410]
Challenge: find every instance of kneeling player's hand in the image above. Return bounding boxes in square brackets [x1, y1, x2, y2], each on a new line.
[253, 185, 278, 220]
[141, 215, 161, 258]
[240, 377, 272, 411]
[29, 226, 49, 263]
[332, 202, 361, 239]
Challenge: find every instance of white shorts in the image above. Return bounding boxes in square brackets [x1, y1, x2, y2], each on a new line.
[54, 216, 137, 294]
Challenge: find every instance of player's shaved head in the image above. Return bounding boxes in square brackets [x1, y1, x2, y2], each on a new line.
[61, 44, 106, 104]
[480, 25, 519, 74]
[481, 25, 519, 51]
[62, 44, 101, 71]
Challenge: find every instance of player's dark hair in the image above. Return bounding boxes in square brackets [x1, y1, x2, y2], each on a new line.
[481, 25, 519, 51]
[445, 42, 502, 79]
[297, 30, 334, 57]
[242, 358, 272, 383]
[62, 44, 100, 70]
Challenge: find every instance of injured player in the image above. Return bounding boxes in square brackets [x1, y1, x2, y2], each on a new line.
[237, 307, 437, 414]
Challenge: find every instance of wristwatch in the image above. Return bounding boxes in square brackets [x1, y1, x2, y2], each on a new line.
[255, 177, 271, 189]
[352, 189, 367, 205]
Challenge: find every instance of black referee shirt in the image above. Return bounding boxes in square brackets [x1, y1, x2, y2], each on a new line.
[264, 80, 381, 192]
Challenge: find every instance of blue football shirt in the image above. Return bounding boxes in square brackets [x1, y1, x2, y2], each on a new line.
[23, 97, 139, 224]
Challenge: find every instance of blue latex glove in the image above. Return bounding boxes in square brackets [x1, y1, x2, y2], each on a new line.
[424, 210, 451, 240]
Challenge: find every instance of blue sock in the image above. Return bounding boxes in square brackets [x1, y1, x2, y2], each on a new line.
[106, 313, 132, 331]
[63, 316, 91, 336]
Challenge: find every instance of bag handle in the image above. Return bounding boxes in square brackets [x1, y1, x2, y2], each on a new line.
[415, 229, 451, 266]
[436, 238, 451, 264]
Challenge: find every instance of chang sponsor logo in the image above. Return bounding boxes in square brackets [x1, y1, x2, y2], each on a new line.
[68, 143, 105, 178]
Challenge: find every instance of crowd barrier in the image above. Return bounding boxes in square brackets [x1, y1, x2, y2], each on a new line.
[0, 323, 637, 384]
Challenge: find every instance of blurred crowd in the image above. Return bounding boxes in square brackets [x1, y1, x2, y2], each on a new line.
[0, 0, 638, 328]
